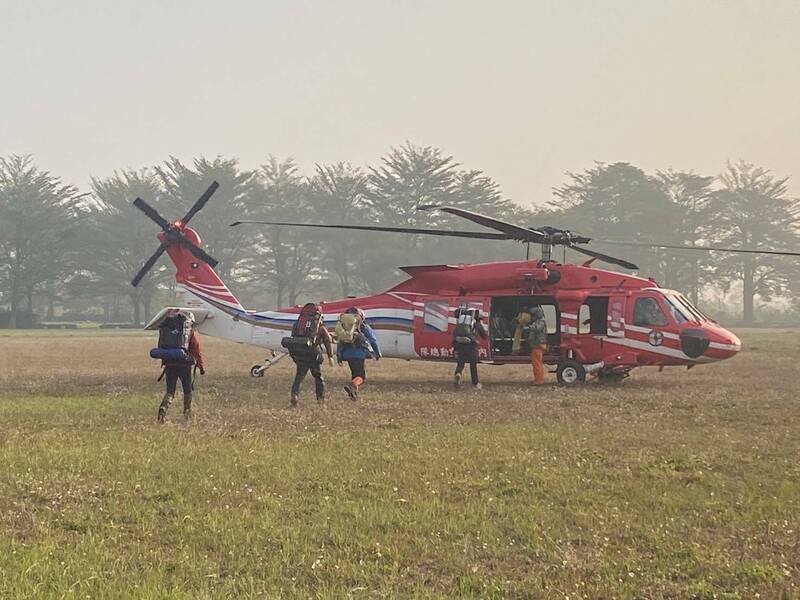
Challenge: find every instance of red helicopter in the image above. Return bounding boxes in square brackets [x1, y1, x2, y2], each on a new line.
[131, 182, 798, 384]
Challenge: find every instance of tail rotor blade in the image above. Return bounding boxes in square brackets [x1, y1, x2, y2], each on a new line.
[181, 181, 219, 226]
[131, 243, 168, 287]
[177, 234, 219, 268]
[133, 197, 170, 231]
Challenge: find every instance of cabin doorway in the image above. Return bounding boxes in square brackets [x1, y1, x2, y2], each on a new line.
[489, 295, 560, 361]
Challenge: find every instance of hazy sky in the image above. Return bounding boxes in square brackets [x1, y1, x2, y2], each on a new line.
[2, 0, 799, 206]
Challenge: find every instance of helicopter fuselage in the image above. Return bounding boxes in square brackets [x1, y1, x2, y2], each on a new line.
[159, 228, 741, 381]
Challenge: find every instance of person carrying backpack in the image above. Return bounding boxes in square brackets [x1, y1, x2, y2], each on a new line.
[452, 305, 488, 389]
[284, 302, 333, 406]
[335, 307, 381, 401]
[154, 310, 204, 423]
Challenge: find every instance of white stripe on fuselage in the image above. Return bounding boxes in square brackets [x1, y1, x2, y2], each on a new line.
[597, 335, 714, 363]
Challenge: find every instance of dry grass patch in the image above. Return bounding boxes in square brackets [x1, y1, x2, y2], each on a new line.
[0, 329, 798, 598]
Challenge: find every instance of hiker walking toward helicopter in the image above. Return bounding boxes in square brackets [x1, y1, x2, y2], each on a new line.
[150, 309, 205, 423]
[281, 303, 334, 406]
[335, 307, 381, 401]
[453, 304, 488, 389]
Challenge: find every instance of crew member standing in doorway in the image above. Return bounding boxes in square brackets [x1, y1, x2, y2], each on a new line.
[527, 305, 548, 385]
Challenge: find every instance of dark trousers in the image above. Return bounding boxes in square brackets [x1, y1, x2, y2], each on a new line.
[291, 360, 325, 399]
[161, 365, 193, 413]
[454, 343, 479, 385]
[346, 358, 366, 383]
[165, 365, 192, 396]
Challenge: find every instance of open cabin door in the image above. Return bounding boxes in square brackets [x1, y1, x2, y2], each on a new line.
[413, 296, 491, 360]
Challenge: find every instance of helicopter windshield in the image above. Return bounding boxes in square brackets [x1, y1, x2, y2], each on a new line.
[657, 291, 708, 324]
[663, 295, 690, 324]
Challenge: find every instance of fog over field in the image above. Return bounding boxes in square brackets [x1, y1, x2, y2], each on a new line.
[2, 0, 799, 203]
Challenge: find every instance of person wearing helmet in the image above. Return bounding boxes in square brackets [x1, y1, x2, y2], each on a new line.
[526, 305, 548, 385]
[336, 307, 381, 400]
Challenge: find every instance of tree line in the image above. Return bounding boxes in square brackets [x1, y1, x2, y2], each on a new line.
[1, 146, 798, 328]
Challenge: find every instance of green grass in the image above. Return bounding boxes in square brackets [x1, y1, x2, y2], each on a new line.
[0, 330, 798, 598]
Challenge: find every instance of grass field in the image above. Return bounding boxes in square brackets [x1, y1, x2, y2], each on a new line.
[0, 329, 798, 598]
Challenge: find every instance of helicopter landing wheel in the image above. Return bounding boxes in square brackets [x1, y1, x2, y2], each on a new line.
[556, 360, 586, 385]
[250, 364, 265, 378]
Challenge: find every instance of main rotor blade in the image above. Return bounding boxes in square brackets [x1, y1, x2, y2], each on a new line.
[417, 205, 546, 242]
[181, 181, 220, 226]
[229, 220, 512, 240]
[133, 197, 170, 231]
[569, 244, 639, 270]
[596, 239, 800, 258]
[177, 234, 219, 268]
[131, 243, 168, 287]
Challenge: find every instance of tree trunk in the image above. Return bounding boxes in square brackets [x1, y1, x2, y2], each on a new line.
[46, 295, 55, 320]
[112, 295, 121, 322]
[143, 293, 152, 323]
[742, 260, 755, 325]
[8, 298, 18, 329]
[275, 280, 285, 309]
[131, 294, 141, 325]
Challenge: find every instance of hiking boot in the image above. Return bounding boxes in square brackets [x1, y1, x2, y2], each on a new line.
[344, 384, 357, 401]
[290, 393, 299, 407]
[316, 395, 325, 405]
[157, 407, 166, 424]
[473, 382, 483, 390]
[454, 373, 461, 389]
[183, 409, 192, 421]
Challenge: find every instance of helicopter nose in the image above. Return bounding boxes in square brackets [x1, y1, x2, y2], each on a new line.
[703, 327, 742, 360]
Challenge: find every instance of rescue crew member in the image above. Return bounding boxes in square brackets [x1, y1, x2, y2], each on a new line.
[289, 303, 334, 406]
[453, 306, 488, 389]
[158, 323, 204, 423]
[526, 305, 548, 385]
[336, 307, 381, 401]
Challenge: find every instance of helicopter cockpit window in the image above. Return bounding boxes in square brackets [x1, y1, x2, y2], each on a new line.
[664, 295, 689, 324]
[675, 294, 708, 322]
[634, 297, 668, 327]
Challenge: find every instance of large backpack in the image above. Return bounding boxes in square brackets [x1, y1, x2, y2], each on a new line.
[281, 303, 323, 362]
[453, 308, 477, 345]
[335, 312, 360, 345]
[292, 303, 322, 339]
[150, 312, 194, 362]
